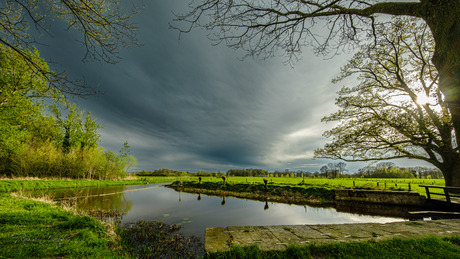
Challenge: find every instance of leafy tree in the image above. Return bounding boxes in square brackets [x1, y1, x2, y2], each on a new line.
[0, 45, 135, 179]
[0, 45, 60, 160]
[0, 0, 140, 95]
[314, 18, 458, 186]
[119, 141, 137, 173]
[320, 165, 328, 178]
[51, 104, 101, 153]
[81, 112, 101, 148]
[174, 1, 460, 186]
[327, 163, 339, 178]
[336, 162, 347, 176]
[320, 162, 346, 178]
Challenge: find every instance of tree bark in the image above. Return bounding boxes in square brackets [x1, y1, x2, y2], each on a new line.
[422, 0, 460, 186]
[442, 154, 460, 187]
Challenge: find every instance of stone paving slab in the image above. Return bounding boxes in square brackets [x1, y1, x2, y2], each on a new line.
[205, 219, 460, 253]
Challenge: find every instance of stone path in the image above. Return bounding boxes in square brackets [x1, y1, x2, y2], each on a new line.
[205, 219, 460, 253]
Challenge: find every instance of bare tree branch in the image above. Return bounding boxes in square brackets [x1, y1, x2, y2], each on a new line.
[0, 0, 141, 96]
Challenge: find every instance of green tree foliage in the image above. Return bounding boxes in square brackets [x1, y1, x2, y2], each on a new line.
[119, 141, 137, 172]
[137, 168, 189, 177]
[0, 45, 134, 179]
[0, 44, 60, 169]
[358, 163, 415, 179]
[315, 18, 457, 185]
[226, 168, 268, 177]
[51, 104, 101, 152]
[354, 163, 442, 179]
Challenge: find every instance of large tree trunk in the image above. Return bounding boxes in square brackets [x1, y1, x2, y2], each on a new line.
[423, 0, 460, 187]
[443, 156, 460, 187]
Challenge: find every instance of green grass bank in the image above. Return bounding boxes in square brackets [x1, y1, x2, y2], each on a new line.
[0, 193, 127, 258]
[169, 176, 445, 205]
[170, 181, 335, 205]
[0, 176, 179, 192]
[206, 237, 460, 259]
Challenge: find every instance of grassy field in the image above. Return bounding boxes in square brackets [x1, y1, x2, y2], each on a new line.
[183, 176, 445, 197]
[0, 176, 179, 192]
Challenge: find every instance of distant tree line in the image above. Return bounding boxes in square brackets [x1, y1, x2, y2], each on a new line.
[135, 162, 443, 180]
[317, 162, 443, 179]
[135, 169, 226, 177]
[355, 163, 443, 179]
[136, 169, 189, 177]
[226, 169, 268, 177]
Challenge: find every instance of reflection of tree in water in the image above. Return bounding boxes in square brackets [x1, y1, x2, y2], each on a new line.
[264, 199, 269, 211]
[221, 194, 226, 206]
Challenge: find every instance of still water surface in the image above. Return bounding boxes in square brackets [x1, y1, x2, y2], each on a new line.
[29, 183, 405, 240]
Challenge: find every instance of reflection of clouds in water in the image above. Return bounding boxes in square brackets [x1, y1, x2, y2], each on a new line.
[256, 202, 404, 225]
[99, 185, 406, 239]
[30, 184, 408, 242]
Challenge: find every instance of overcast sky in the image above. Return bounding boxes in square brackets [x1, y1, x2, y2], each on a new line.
[36, 1, 433, 173]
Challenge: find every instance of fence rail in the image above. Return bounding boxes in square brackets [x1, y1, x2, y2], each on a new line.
[419, 185, 460, 203]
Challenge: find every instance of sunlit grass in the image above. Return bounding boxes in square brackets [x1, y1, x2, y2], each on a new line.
[0, 193, 127, 258]
[185, 176, 445, 198]
[0, 176, 177, 193]
[206, 236, 460, 258]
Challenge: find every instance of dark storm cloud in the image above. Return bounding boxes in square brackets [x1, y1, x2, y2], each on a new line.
[35, 1, 373, 172]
